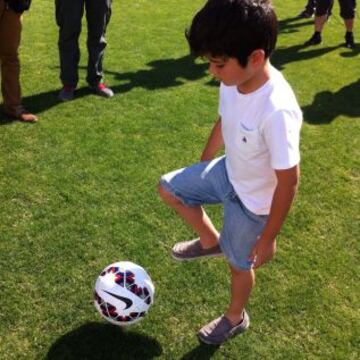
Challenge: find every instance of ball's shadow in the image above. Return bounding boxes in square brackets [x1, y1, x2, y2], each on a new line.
[46, 321, 162, 360]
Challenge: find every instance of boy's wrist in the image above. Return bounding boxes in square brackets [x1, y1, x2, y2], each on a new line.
[257, 234, 276, 244]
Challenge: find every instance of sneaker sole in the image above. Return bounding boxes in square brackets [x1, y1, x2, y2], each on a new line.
[171, 251, 223, 262]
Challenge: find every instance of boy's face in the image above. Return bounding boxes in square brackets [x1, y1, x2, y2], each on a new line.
[206, 52, 266, 91]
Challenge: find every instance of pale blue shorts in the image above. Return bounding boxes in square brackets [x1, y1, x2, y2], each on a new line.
[160, 156, 269, 270]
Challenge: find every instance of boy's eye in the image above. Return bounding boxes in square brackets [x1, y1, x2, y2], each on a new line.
[216, 64, 225, 69]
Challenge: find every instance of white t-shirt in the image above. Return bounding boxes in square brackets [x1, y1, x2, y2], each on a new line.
[219, 65, 302, 215]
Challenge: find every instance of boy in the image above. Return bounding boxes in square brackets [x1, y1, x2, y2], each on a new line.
[158, 0, 302, 345]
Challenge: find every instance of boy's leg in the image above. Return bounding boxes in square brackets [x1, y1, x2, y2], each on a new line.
[158, 186, 219, 248]
[159, 157, 231, 252]
[198, 265, 253, 345]
[198, 193, 267, 344]
[225, 266, 255, 325]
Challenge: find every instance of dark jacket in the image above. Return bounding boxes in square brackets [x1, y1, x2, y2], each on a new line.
[5, 0, 32, 13]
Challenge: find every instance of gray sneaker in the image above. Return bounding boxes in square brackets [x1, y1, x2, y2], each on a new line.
[171, 238, 222, 261]
[58, 86, 75, 101]
[91, 83, 114, 98]
[198, 310, 250, 345]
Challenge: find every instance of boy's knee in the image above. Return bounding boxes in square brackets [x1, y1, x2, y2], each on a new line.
[157, 182, 179, 205]
[230, 264, 254, 278]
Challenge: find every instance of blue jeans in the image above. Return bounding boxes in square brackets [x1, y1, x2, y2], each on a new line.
[160, 157, 269, 270]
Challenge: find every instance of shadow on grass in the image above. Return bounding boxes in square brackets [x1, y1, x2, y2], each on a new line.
[46, 322, 162, 360]
[278, 16, 313, 35]
[181, 343, 219, 359]
[303, 78, 360, 124]
[339, 44, 360, 58]
[0, 87, 93, 125]
[97, 54, 211, 94]
[272, 43, 341, 70]
[0, 55, 211, 123]
[2, 44, 355, 123]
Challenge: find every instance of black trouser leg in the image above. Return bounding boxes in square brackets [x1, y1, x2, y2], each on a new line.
[305, 0, 316, 14]
[85, 0, 112, 87]
[315, 0, 334, 16]
[339, 0, 356, 19]
[55, 0, 84, 87]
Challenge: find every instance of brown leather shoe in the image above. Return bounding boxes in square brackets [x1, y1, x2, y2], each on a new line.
[5, 105, 38, 122]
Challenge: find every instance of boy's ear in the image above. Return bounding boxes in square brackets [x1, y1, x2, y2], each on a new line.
[249, 49, 266, 67]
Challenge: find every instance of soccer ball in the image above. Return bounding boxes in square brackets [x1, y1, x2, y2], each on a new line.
[94, 261, 155, 326]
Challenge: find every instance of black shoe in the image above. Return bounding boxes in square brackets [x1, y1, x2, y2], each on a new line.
[345, 32, 355, 49]
[305, 33, 322, 46]
[297, 10, 313, 19]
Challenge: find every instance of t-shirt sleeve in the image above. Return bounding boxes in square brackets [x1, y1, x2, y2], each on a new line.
[263, 109, 302, 170]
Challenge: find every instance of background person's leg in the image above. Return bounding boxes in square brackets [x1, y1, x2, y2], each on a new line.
[305, 0, 333, 45]
[298, 0, 316, 18]
[55, 0, 84, 89]
[0, 2, 22, 113]
[339, 0, 356, 48]
[0, 2, 36, 121]
[85, 0, 112, 96]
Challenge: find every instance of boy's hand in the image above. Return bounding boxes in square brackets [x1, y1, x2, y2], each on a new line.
[249, 236, 276, 269]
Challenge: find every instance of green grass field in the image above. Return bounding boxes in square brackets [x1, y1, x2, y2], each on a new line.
[0, 0, 359, 359]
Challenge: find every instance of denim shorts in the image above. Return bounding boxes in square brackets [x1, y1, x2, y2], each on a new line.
[160, 156, 268, 270]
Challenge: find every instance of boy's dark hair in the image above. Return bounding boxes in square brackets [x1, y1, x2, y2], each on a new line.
[186, 0, 278, 67]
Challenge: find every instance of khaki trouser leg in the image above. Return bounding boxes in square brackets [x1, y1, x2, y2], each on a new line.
[0, 0, 22, 113]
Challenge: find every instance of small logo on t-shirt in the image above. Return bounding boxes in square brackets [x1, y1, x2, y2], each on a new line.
[242, 136, 247, 143]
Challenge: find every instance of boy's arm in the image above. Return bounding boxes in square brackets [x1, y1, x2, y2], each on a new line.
[249, 164, 300, 269]
[201, 117, 224, 161]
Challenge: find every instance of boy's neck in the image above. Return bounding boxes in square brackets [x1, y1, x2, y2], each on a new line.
[237, 61, 271, 95]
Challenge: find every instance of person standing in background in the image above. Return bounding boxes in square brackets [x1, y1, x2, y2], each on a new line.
[0, 0, 37, 122]
[305, 0, 356, 48]
[298, 0, 316, 18]
[56, 0, 114, 101]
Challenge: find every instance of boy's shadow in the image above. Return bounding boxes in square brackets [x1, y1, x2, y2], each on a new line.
[181, 343, 219, 359]
[46, 322, 162, 360]
[303, 78, 360, 124]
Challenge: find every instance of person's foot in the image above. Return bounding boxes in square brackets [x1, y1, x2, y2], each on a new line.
[171, 238, 222, 261]
[198, 310, 250, 345]
[297, 10, 313, 19]
[90, 83, 114, 98]
[4, 105, 37, 122]
[58, 85, 76, 101]
[345, 32, 355, 49]
[305, 32, 322, 46]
